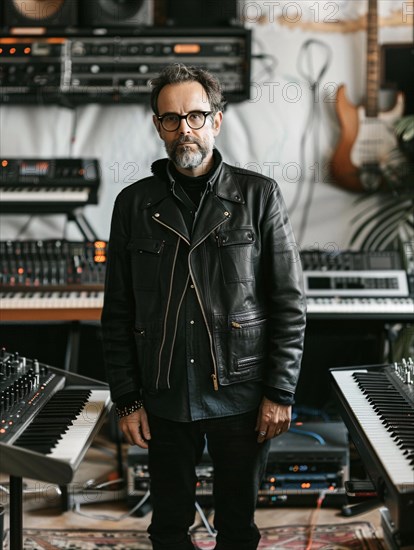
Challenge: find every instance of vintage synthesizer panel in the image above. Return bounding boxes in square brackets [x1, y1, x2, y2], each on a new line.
[0, 28, 251, 105]
[0, 239, 106, 321]
[0, 158, 101, 211]
[301, 248, 414, 320]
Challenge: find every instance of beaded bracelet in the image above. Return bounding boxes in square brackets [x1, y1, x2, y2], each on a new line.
[115, 399, 144, 418]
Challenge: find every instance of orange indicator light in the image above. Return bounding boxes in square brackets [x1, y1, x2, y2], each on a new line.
[174, 44, 201, 54]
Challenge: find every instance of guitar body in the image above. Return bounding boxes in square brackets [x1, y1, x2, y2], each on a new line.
[331, 84, 405, 192]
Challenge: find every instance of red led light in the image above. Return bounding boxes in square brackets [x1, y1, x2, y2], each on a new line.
[2, 160, 8, 167]
[10, 48, 16, 54]
[24, 47, 31, 54]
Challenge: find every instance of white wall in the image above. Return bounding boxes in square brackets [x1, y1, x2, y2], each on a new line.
[0, 0, 411, 250]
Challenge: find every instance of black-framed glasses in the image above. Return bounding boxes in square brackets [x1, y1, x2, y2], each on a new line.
[157, 111, 213, 132]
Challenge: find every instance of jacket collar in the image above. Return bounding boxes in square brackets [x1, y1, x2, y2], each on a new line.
[146, 149, 245, 207]
[143, 150, 245, 246]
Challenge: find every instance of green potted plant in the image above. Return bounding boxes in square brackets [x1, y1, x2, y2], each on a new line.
[349, 114, 414, 251]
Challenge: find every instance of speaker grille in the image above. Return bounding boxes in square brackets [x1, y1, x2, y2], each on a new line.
[81, 0, 153, 27]
[4, 0, 78, 27]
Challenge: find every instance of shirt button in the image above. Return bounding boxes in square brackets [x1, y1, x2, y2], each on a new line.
[190, 359, 195, 364]
[190, 284, 194, 289]
[190, 320, 195, 325]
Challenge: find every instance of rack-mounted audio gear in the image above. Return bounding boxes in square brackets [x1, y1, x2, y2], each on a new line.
[0, 28, 251, 105]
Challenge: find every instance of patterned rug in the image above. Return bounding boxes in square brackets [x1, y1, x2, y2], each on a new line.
[10, 522, 383, 550]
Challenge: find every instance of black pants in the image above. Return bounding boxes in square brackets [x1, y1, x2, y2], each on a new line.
[147, 410, 270, 550]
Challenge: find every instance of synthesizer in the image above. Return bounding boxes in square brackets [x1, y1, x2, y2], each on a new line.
[0, 349, 111, 550]
[0, 158, 100, 211]
[0, 239, 106, 321]
[1, 243, 413, 321]
[330, 359, 414, 548]
[302, 248, 414, 320]
[0, 349, 111, 484]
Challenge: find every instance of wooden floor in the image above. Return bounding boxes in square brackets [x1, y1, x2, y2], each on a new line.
[1, 425, 385, 544]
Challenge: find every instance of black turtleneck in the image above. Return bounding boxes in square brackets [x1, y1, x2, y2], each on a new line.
[170, 150, 221, 208]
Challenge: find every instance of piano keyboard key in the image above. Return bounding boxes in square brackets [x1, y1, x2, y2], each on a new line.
[0, 290, 104, 309]
[331, 369, 414, 488]
[307, 297, 414, 315]
[48, 389, 110, 465]
[15, 389, 111, 468]
[0, 187, 90, 203]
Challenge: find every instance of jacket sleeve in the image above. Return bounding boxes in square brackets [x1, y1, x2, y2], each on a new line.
[261, 180, 307, 394]
[101, 196, 141, 402]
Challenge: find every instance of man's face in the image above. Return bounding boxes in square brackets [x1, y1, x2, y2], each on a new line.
[153, 81, 222, 175]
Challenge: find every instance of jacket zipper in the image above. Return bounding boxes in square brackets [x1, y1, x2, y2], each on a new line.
[155, 234, 181, 390]
[188, 217, 229, 391]
[231, 317, 267, 329]
[237, 355, 264, 369]
[153, 212, 228, 392]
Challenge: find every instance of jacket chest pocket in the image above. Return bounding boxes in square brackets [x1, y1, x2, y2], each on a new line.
[128, 238, 164, 290]
[216, 228, 256, 284]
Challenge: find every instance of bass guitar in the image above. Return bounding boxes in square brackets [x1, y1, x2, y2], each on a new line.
[330, 0, 404, 192]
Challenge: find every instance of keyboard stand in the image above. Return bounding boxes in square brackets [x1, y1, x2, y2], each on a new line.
[1, 207, 98, 242]
[67, 209, 98, 241]
[8, 476, 23, 550]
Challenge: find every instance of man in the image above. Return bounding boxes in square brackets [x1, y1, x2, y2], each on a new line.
[102, 64, 306, 550]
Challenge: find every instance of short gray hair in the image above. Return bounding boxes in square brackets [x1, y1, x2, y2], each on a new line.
[150, 64, 226, 115]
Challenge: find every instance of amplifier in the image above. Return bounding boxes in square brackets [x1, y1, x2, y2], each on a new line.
[0, 28, 251, 105]
[127, 422, 349, 510]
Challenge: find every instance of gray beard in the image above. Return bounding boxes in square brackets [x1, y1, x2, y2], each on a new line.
[173, 145, 204, 169]
[166, 135, 213, 169]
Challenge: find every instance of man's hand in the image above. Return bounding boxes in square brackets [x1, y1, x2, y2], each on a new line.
[256, 397, 291, 443]
[119, 407, 151, 449]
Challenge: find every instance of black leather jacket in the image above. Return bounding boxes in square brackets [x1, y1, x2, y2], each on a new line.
[101, 152, 306, 403]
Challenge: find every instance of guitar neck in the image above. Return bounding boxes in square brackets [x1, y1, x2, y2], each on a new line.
[366, 0, 379, 117]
